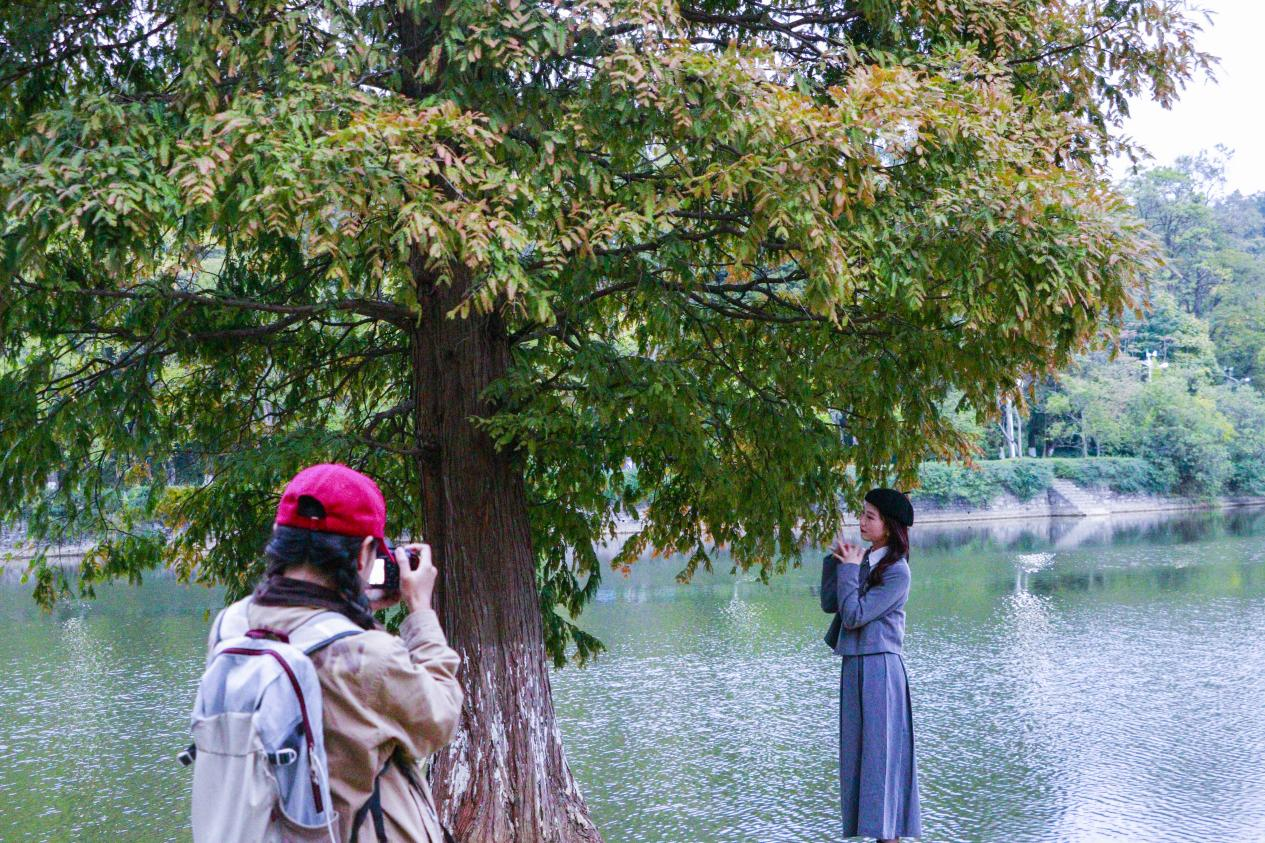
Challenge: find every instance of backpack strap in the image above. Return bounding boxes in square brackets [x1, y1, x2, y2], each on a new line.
[348, 751, 456, 843]
[400, 759, 458, 843]
[350, 759, 391, 842]
[213, 599, 363, 654]
[208, 599, 252, 654]
[287, 610, 366, 655]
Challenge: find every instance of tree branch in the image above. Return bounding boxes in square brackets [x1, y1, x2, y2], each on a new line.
[0, 15, 176, 88]
[20, 282, 415, 328]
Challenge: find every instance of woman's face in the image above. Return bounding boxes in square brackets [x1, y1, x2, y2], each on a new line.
[858, 501, 889, 546]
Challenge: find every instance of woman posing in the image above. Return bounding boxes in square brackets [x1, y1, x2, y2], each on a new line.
[821, 488, 922, 842]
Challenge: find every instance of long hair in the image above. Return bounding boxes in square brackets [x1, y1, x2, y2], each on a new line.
[262, 524, 367, 606]
[868, 512, 909, 588]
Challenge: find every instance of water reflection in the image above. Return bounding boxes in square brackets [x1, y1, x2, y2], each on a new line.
[911, 507, 1265, 555]
[1012, 552, 1054, 592]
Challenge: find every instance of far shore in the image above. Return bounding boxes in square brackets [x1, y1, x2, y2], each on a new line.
[875, 493, 1265, 526]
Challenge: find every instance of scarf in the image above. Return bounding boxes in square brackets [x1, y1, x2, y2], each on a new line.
[253, 575, 379, 630]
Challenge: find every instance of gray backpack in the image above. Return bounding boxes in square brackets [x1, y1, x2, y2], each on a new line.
[184, 599, 364, 843]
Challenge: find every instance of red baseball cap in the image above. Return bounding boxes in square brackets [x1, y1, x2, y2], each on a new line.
[275, 464, 390, 553]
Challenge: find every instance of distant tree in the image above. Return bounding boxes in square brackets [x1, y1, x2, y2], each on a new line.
[0, 2, 1212, 839]
[1125, 375, 1232, 497]
[1125, 155, 1265, 382]
[1206, 237, 1265, 385]
[1123, 290, 1221, 377]
[1214, 190, 1265, 250]
[1214, 384, 1265, 495]
[1127, 155, 1265, 386]
[1201, 185, 1265, 385]
[1040, 357, 1141, 457]
[1125, 152, 1231, 317]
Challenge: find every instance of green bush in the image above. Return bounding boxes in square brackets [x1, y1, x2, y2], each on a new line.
[914, 457, 1172, 508]
[912, 459, 1052, 507]
[912, 462, 1002, 507]
[992, 459, 1054, 501]
[1047, 457, 1171, 495]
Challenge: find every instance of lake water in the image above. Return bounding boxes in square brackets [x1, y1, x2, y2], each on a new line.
[3, 510, 1265, 842]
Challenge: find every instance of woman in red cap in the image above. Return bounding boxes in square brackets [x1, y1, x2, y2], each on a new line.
[821, 488, 922, 842]
[205, 463, 463, 842]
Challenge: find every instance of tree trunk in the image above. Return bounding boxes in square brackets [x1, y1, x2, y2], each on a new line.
[409, 259, 603, 843]
[1000, 397, 1017, 458]
[1014, 403, 1024, 458]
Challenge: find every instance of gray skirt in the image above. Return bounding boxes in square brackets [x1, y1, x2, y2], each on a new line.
[839, 653, 921, 839]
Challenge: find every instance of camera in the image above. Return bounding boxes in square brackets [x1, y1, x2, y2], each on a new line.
[368, 545, 421, 594]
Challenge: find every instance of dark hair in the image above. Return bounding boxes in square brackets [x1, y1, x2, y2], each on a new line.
[868, 512, 909, 588]
[263, 525, 368, 605]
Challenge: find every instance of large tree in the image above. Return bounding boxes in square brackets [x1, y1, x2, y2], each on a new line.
[0, 1, 1209, 840]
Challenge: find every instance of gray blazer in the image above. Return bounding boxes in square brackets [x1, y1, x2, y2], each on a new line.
[820, 547, 910, 656]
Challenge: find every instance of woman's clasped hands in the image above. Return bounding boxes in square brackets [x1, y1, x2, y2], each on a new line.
[830, 536, 866, 566]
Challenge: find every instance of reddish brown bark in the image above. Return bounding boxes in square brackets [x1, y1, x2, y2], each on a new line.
[409, 260, 602, 843]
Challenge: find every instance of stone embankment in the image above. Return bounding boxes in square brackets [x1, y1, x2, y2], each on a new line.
[611, 486, 1265, 534]
[903, 485, 1265, 525]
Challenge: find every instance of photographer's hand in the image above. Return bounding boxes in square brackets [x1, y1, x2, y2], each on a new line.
[367, 590, 399, 613]
[398, 542, 437, 613]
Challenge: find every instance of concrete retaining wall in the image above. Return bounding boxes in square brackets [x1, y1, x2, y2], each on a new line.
[909, 488, 1265, 524]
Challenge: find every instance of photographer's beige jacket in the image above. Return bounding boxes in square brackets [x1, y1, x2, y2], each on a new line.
[210, 600, 463, 842]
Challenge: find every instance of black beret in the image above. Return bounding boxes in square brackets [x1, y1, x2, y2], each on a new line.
[864, 487, 914, 527]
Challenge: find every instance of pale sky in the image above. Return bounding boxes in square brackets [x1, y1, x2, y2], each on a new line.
[1115, 0, 1265, 194]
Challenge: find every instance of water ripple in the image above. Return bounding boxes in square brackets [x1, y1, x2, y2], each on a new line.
[3, 514, 1265, 842]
